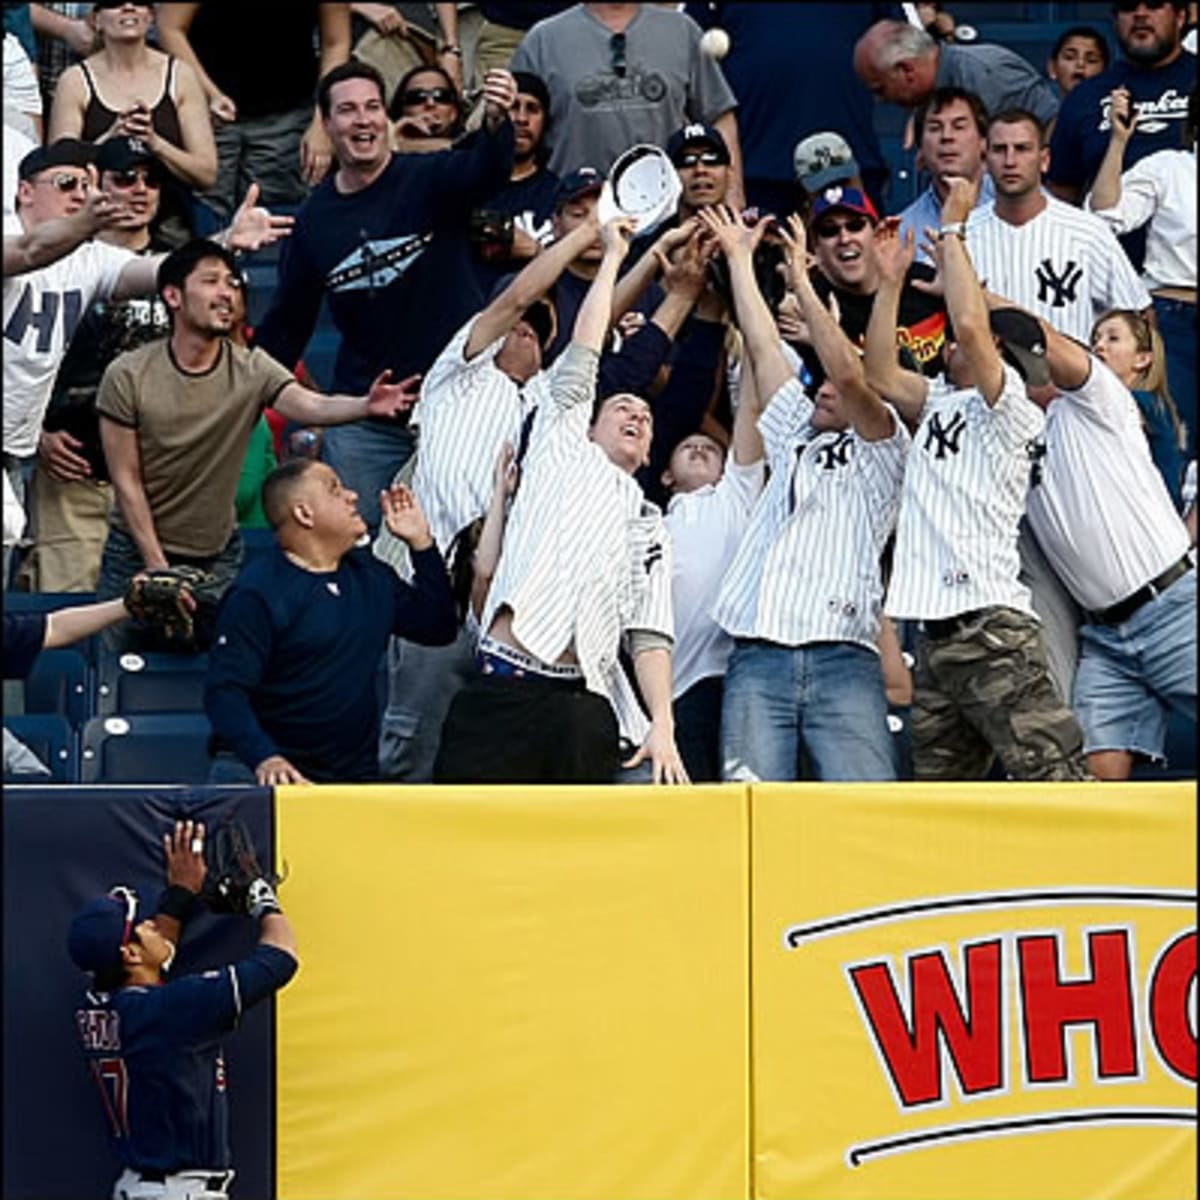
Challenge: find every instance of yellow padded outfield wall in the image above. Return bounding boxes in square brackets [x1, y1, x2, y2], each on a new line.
[275, 784, 751, 1200]
[274, 782, 1195, 1200]
[754, 782, 1196, 1200]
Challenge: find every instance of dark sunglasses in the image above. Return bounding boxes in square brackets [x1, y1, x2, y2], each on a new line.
[610, 32, 627, 78]
[109, 167, 161, 189]
[678, 150, 723, 169]
[37, 172, 89, 194]
[814, 215, 870, 239]
[402, 87, 457, 107]
[1112, 0, 1170, 10]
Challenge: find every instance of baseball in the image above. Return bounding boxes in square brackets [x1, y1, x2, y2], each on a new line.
[700, 27, 730, 59]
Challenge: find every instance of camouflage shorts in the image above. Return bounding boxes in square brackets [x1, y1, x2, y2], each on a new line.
[912, 606, 1090, 782]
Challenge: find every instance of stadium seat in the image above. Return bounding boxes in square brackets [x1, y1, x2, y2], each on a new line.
[23, 648, 93, 726]
[4, 713, 77, 783]
[79, 713, 214, 785]
[95, 650, 209, 716]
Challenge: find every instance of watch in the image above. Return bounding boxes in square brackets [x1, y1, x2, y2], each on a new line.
[440, 43, 463, 56]
[938, 221, 968, 240]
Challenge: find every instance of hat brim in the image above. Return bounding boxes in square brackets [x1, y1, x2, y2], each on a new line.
[797, 161, 861, 194]
[999, 343, 1052, 388]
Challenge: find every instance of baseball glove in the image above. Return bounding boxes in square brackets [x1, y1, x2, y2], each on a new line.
[201, 818, 284, 918]
[124, 565, 213, 647]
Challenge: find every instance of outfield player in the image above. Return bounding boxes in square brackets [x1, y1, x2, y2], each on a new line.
[968, 108, 1153, 343]
[434, 216, 687, 784]
[865, 179, 1089, 781]
[707, 207, 909, 783]
[68, 820, 298, 1200]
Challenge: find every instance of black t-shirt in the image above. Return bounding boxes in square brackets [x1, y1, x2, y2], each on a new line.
[4, 613, 46, 680]
[811, 262, 948, 379]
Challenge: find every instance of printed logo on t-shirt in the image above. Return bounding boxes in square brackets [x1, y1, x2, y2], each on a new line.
[326, 233, 434, 293]
[4, 284, 85, 352]
[1099, 87, 1189, 135]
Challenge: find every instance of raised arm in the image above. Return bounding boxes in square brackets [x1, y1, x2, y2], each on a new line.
[3, 192, 126, 276]
[155, 3, 239, 124]
[300, 3, 352, 187]
[730, 342, 765, 466]
[937, 176, 1004, 406]
[273, 370, 422, 426]
[611, 219, 698, 321]
[864, 219, 929, 424]
[43, 598, 130, 647]
[466, 212, 600, 357]
[573, 218, 635, 352]
[781, 214, 893, 442]
[1087, 87, 1135, 214]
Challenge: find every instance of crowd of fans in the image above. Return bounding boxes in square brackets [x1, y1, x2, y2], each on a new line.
[4, 1, 1196, 789]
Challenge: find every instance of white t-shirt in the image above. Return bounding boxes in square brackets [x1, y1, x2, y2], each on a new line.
[1024, 356, 1190, 611]
[3, 239, 133, 456]
[3, 34, 41, 126]
[3, 122, 36, 227]
[665, 456, 764, 698]
[887, 364, 1045, 620]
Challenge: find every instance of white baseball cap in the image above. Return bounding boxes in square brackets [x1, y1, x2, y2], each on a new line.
[597, 144, 682, 235]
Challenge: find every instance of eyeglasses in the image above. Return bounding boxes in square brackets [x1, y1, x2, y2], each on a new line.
[610, 32, 627, 78]
[36, 172, 89, 194]
[109, 167, 161, 189]
[678, 151, 723, 168]
[1112, 0, 1170, 11]
[402, 87, 457, 107]
[814, 215, 870, 239]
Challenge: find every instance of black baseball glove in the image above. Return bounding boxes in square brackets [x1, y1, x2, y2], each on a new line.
[201, 818, 284, 918]
[124, 565, 213, 648]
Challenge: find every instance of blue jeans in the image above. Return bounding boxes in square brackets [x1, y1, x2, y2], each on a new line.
[721, 639, 895, 782]
[1075, 565, 1196, 763]
[1153, 296, 1196, 454]
[321, 421, 416, 534]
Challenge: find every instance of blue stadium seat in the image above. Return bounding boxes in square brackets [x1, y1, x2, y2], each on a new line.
[4, 713, 77, 782]
[95, 650, 209, 716]
[23, 648, 93, 726]
[79, 713, 214, 785]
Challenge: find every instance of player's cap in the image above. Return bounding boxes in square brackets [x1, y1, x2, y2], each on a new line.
[665, 122, 730, 166]
[554, 167, 605, 211]
[18, 137, 95, 181]
[95, 135, 160, 178]
[989, 308, 1052, 388]
[809, 185, 879, 226]
[519, 298, 556, 352]
[793, 131, 859, 194]
[67, 887, 142, 974]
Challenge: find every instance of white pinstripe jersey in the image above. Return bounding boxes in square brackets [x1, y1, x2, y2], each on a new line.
[481, 343, 673, 743]
[713, 379, 909, 650]
[1025, 356, 1190, 610]
[886, 364, 1045, 620]
[967, 197, 1152, 342]
[373, 316, 550, 577]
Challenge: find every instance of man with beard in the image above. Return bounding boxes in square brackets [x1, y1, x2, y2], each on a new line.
[1048, 0, 1194, 206]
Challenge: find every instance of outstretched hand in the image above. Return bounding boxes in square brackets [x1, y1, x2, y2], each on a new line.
[873, 216, 915, 285]
[227, 182, 296, 253]
[365, 370, 422, 419]
[600, 215, 637, 260]
[776, 212, 816, 292]
[163, 819, 207, 892]
[381, 481, 433, 549]
[482, 68, 518, 129]
[1107, 86, 1136, 140]
[695, 204, 771, 260]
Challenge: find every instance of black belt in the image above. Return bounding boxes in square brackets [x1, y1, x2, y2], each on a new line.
[1087, 556, 1192, 626]
[922, 608, 989, 640]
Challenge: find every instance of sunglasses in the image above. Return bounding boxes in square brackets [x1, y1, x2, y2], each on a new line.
[36, 172, 90, 194]
[678, 151, 723, 168]
[1112, 0, 1170, 10]
[402, 87, 457, 107]
[109, 167, 161, 189]
[610, 32, 627, 78]
[814, 215, 870, 239]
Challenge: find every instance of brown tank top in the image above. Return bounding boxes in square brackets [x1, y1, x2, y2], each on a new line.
[79, 55, 184, 149]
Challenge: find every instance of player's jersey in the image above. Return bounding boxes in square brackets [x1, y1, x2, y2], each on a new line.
[74, 945, 296, 1173]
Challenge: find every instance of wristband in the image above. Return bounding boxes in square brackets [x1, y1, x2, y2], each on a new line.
[247, 878, 282, 920]
[156, 884, 199, 922]
[938, 222, 967, 241]
[440, 43, 463, 56]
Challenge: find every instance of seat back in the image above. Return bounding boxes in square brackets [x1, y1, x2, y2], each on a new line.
[4, 713, 77, 782]
[80, 714, 213, 785]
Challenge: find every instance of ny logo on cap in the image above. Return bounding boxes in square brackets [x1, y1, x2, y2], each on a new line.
[127, 137, 150, 157]
[682, 123, 707, 140]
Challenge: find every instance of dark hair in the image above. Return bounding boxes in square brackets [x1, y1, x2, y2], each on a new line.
[155, 238, 241, 298]
[262, 458, 318, 530]
[318, 60, 386, 118]
[914, 86, 989, 142]
[1050, 25, 1111, 67]
[388, 63, 463, 125]
[988, 107, 1047, 147]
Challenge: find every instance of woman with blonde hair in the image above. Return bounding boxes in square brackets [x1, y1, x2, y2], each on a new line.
[1091, 307, 1188, 509]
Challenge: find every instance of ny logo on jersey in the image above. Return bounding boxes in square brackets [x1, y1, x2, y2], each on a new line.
[923, 410, 967, 459]
[814, 432, 854, 471]
[1034, 258, 1083, 308]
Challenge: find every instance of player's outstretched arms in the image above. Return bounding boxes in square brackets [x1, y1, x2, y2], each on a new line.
[864, 219, 928, 424]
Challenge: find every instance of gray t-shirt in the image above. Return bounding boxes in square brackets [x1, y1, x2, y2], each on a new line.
[511, 4, 737, 178]
[935, 42, 1059, 128]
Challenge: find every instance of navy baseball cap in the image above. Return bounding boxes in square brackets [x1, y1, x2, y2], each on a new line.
[18, 138, 95, 181]
[554, 166, 605, 210]
[990, 308, 1052, 387]
[809, 185, 879, 225]
[665, 122, 730, 166]
[67, 887, 142, 974]
[96, 135, 160, 177]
